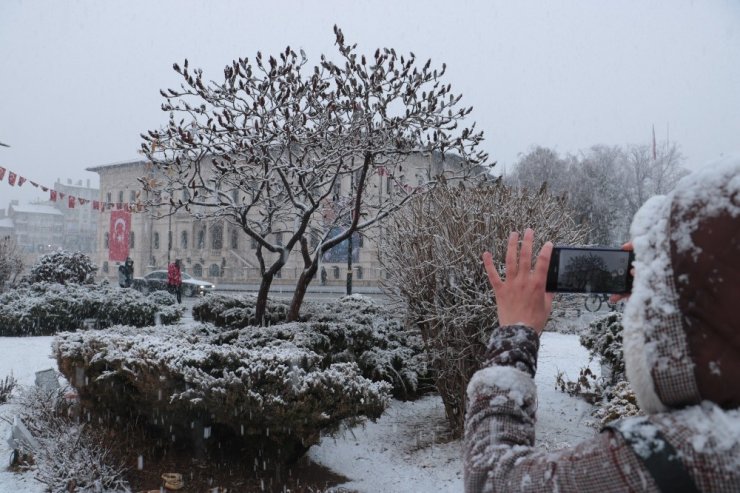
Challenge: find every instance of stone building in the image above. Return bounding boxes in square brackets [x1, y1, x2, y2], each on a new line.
[87, 152, 476, 286]
[7, 202, 65, 257]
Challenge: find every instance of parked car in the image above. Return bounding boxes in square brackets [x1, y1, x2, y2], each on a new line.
[132, 270, 215, 297]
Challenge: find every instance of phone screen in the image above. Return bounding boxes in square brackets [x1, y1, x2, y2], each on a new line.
[546, 247, 633, 294]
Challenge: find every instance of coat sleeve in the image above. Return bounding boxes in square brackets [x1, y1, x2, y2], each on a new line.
[464, 325, 659, 493]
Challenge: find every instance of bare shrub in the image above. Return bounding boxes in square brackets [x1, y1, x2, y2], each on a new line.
[13, 386, 129, 492]
[0, 373, 17, 404]
[381, 181, 587, 435]
[0, 235, 23, 292]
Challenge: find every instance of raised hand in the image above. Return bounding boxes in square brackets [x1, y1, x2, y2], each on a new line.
[482, 228, 554, 334]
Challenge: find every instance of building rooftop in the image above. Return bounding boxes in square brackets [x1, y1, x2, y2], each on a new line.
[86, 158, 148, 173]
[10, 204, 64, 216]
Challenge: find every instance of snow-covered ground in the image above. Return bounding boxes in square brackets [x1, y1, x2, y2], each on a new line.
[0, 330, 598, 493]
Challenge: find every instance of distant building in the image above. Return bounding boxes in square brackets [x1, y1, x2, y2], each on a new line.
[52, 178, 99, 253]
[0, 208, 13, 237]
[8, 202, 64, 253]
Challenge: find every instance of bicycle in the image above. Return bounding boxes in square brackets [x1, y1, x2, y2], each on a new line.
[584, 293, 624, 313]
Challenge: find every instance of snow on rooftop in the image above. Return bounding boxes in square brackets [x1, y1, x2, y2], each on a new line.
[10, 204, 63, 215]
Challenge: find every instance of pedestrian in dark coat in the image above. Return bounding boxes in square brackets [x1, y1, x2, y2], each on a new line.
[465, 157, 740, 492]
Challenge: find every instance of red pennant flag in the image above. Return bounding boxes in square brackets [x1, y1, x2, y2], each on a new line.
[50, 190, 57, 202]
[123, 203, 130, 212]
[59, 192, 65, 199]
[0, 167, 5, 181]
[30, 181, 39, 187]
[41, 185, 48, 192]
[8, 172, 17, 186]
[17, 176, 26, 187]
[93, 200, 100, 210]
[79, 198, 88, 205]
[116, 203, 123, 210]
[68, 196, 75, 208]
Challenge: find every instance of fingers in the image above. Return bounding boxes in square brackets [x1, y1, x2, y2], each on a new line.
[505, 231, 520, 277]
[482, 251, 503, 291]
[534, 241, 553, 286]
[519, 228, 534, 272]
[621, 241, 633, 251]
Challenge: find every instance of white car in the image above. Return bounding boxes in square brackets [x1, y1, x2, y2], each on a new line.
[134, 270, 215, 297]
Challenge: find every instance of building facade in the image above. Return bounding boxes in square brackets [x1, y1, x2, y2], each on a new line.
[52, 178, 99, 253]
[87, 153, 475, 286]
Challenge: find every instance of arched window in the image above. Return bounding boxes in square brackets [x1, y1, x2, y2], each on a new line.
[129, 231, 135, 249]
[197, 228, 205, 249]
[211, 223, 223, 250]
[356, 266, 363, 280]
[181, 231, 188, 249]
[209, 263, 221, 277]
[333, 266, 340, 279]
[104, 232, 109, 249]
[153, 232, 160, 249]
[230, 229, 238, 249]
[192, 263, 203, 277]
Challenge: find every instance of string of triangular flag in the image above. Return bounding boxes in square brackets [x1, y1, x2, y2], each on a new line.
[0, 165, 146, 213]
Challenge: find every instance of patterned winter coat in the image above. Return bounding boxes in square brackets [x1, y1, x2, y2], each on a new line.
[464, 157, 740, 492]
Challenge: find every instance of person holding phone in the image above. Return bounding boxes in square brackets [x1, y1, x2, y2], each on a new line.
[464, 157, 739, 492]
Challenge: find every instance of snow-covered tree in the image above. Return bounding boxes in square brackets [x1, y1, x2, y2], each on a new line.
[0, 235, 23, 291]
[141, 26, 489, 323]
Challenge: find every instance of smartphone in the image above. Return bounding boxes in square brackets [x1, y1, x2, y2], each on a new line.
[546, 246, 634, 294]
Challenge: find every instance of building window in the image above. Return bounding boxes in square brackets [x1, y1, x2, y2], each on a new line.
[357, 233, 364, 248]
[118, 191, 124, 203]
[250, 236, 257, 249]
[275, 232, 283, 246]
[209, 263, 221, 277]
[129, 232, 135, 249]
[356, 266, 363, 280]
[192, 263, 202, 277]
[333, 266, 340, 279]
[197, 228, 205, 249]
[106, 192, 112, 204]
[168, 231, 172, 250]
[230, 229, 238, 249]
[129, 190, 136, 202]
[231, 189, 239, 204]
[181, 231, 188, 249]
[386, 176, 393, 194]
[211, 223, 223, 250]
[153, 232, 160, 249]
[104, 232, 109, 249]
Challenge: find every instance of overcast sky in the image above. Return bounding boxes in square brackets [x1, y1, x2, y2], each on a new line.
[1, 0, 738, 210]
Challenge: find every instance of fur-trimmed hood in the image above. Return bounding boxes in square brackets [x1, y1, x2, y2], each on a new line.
[623, 155, 740, 413]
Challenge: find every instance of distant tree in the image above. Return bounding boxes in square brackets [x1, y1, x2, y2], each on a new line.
[622, 142, 688, 220]
[0, 236, 23, 291]
[141, 26, 489, 323]
[507, 146, 569, 192]
[27, 250, 97, 285]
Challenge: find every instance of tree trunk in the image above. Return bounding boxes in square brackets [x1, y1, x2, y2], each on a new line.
[255, 272, 275, 325]
[287, 262, 318, 322]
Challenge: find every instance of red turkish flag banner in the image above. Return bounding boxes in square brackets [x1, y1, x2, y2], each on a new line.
[50, 190, 57, 202]
[68, 196, 75, 208]
[92, 201, 100, 210]
[0, 167, 5, 181]
[17, 176, 26, 187]
[109, 211, 131, 262]
[8, 172, 16, 186]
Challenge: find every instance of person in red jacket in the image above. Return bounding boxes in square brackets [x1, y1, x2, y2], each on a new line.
[167, 258, 182, 304]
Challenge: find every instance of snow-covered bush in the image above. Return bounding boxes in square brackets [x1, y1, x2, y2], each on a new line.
[54, 323, 391, 464]
[12, 386, 129, 492]
[26, 250, 97, 285]
[557, 312, 641, 425]
[193, 294, 429, 398]
[192, 292, 289, 326]
[0, 282, 182, 336]
[382, 181, 587, 435]
[0, 235, 24, 292]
